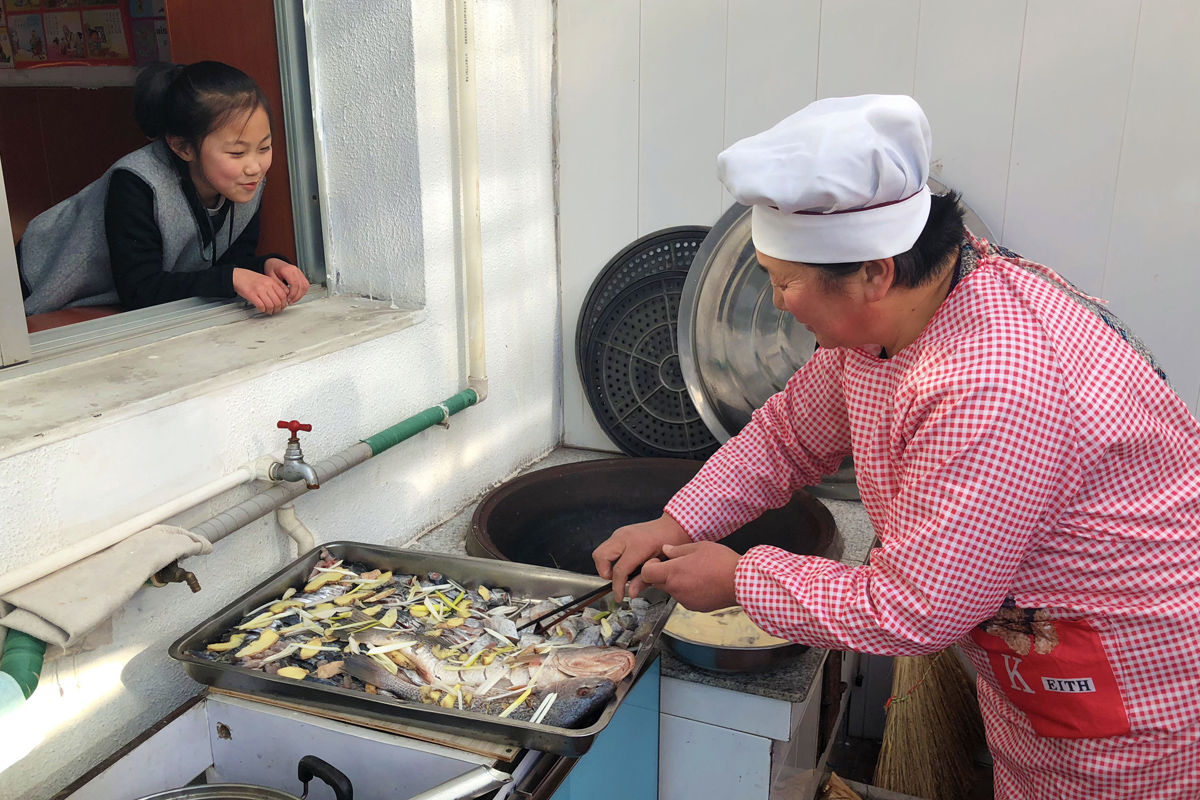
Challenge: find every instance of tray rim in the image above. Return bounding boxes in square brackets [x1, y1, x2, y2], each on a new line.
[168, 541, 672, 757]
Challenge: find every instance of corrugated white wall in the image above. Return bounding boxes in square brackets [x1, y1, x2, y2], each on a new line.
[560, 0, 1200, 451]
[0, 2, 559, 797]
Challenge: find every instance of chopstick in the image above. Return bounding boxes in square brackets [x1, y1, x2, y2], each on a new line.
[516, 559, 657, 634]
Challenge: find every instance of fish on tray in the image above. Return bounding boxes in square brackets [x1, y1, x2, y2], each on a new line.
[192, 548, 664, 729]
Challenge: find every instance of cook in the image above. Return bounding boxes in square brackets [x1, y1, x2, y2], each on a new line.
[592, 94, 1200, 798]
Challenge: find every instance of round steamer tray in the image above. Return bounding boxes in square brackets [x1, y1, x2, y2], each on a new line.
[677, 179, 995, 500]
[575, 225, 711, 375]
[580, 273, 719, 460]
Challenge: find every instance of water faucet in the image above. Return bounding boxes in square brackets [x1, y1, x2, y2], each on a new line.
[271, 420, 320, 489]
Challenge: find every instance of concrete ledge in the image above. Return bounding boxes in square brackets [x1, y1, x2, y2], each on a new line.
[0, 296, 422, 459]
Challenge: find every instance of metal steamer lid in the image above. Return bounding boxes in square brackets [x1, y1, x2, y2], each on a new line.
[678, 179, 994, 500]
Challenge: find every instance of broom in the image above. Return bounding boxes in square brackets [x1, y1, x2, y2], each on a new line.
[873, 648, 986, 800]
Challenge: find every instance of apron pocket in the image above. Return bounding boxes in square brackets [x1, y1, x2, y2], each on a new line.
[970, 614, 1130, 738]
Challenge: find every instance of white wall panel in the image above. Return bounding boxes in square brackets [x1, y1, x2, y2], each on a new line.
[913, 1, 1025, 239]
[639, 0, 729, 234]
[722, 0, 820, 209]
[1103, 0, 1200, 412]
[558, 0, 641, 449]
[816, 0, 920, 99]
[723, 0, 820, 147]
[1002, 1, 1140, 293]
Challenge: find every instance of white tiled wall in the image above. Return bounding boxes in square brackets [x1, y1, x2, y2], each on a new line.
[559, 0, 1200, 450]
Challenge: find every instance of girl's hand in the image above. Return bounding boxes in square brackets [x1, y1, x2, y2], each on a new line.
[264, 258, 310, 304]
[232, 267, 289, 314]
[639, 540, 741, 612]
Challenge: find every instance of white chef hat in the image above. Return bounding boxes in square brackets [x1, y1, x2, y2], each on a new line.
[717, 94, 933, 263]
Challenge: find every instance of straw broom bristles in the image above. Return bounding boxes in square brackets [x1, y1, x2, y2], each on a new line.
[873, 648, 987, 800]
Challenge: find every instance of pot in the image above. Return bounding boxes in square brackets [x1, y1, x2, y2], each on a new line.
[467, 457, 841, 672]
[137, 755, 352, 800]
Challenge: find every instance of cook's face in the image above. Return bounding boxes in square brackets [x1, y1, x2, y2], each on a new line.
[757, 250, 865, 350]
[190, 105, 273, 207]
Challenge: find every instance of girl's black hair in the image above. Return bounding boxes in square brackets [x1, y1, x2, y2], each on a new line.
[811, 191, 967, 289]
[133, 60, 271, 150]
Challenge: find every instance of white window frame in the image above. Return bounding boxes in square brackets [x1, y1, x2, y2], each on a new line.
[0, 0, 324, 375]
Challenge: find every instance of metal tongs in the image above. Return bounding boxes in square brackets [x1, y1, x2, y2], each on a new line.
[515, 556, 658, 635]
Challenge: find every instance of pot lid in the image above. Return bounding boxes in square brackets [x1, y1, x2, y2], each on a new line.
[678, 178, 995, 453]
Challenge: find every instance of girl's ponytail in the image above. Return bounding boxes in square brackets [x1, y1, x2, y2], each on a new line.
[132, 61, 185, 140]
[131, 60, 268, 150]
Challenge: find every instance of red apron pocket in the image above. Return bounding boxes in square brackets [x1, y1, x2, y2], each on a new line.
[969, 615, 1130, 738]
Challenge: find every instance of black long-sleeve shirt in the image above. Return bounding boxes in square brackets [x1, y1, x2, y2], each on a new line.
[104, 168, 275, 310]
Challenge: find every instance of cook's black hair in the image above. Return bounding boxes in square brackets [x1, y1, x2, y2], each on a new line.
[811, 191, 966, 289]
[133, 60, 270, 151]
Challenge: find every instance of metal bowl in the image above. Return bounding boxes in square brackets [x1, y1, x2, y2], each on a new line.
[660, 622, 807, 674]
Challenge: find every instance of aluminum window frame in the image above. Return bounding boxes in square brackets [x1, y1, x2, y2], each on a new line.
[0, 0, 325, 376]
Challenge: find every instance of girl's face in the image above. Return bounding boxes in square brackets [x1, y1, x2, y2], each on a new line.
[175, 105, 273, 208]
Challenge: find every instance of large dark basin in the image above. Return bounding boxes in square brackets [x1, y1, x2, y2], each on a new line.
[467, 457, 841, 573]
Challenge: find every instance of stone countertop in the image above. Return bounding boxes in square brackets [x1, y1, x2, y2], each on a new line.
[404, 447, 877, 706]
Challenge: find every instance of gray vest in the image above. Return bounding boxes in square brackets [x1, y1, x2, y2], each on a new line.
[20, 140, 263, 315]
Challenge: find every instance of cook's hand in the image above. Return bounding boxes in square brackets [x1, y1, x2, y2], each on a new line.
[264, 258, 310, 304]
[233, 267, 289, 314]
[593, 513, 691, 601]
[639, 541, 740, 612]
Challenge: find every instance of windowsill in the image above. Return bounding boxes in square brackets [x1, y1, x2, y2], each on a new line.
[0, 294, 423, 460]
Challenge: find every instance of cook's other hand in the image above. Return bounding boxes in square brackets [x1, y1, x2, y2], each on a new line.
[593, 513, 691, 601]
[233, 267, 290, 314]
[640, 540, 739, 612]
[264, 257, 311, 304]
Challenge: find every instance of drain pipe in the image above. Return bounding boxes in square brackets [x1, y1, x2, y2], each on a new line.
[453, 0, 488, 402]
[275, 503, 316, 554]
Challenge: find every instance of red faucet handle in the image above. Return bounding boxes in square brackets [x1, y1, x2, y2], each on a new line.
[277, 420, 313, 435]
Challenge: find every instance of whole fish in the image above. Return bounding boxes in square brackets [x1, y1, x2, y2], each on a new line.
[344, 654, 616, 728]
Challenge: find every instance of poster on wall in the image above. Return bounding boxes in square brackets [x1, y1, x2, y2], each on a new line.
[80, 7, 131, 61]
[43, 10, 87, 61]
[5, 12, 45, 65]
[130, 14, 167, 64]
[0, 27, 11, 70]
[2, 1, 136, 68]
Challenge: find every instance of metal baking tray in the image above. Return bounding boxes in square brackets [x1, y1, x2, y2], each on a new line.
[168, 542, 672, 757]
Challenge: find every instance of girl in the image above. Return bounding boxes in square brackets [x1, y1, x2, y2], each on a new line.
[20, 60, 308, 317]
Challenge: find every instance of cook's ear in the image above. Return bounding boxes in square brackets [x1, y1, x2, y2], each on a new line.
[860, 257, 895, 302]
[166, 135, 195, 162]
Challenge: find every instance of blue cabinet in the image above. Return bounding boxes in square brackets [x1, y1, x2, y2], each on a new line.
[551, 658, 660, 800]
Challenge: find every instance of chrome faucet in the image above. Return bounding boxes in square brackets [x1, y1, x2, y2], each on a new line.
[271, 420, 320, 489]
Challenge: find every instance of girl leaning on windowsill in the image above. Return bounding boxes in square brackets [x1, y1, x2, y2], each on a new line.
[19, 60, 308, 317]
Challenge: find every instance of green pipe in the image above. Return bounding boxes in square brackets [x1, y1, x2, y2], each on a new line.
[1, 629, 46, 699]
[363, 389, 478, 456]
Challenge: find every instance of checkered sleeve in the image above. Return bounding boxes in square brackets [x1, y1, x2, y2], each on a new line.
[735, 342, 1077, 654]
[665, 347, 852, 541]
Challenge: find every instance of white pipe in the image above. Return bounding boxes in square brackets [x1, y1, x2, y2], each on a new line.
[275, 502, 316, 554]
[0, 466, 255, 597]
[452, 0, 488, 401]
